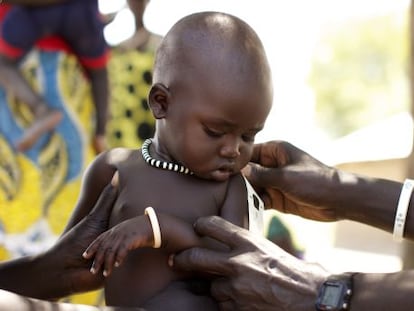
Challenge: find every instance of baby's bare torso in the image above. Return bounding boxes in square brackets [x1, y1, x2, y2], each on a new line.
[105, 149, 246, 309]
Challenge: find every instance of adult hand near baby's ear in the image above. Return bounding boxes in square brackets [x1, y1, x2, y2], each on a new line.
[243, 140, 340, 222]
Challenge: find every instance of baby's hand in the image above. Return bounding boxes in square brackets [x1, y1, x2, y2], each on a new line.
[82, 215, 153, 277]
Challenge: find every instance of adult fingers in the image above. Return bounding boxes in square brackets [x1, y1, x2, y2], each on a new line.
[250, 143, 263, 164]
[250, 141, 290, 167]
[243, 162, 282, 189]
[173, 216, 259, 276]
[172, 247, 234, 276]
[210, 278, 232, 303]
[192, 216, 252, 250]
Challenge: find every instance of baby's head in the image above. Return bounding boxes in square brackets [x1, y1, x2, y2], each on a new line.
[149, 11, 273, 181]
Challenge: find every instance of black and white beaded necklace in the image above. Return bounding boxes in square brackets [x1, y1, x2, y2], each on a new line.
[141, 139, 194, 175]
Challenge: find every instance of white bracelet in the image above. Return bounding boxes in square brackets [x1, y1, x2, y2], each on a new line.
[145, 207, 162, 248]
[393, 179, 414, 241]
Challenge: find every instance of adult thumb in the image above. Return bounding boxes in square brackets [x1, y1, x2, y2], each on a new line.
[87, 171, 119, 226]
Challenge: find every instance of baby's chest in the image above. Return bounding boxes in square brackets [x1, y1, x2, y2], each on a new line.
[111, 173, 225, 224]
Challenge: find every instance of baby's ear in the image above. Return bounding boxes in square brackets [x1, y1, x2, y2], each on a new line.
[148, 83, 170, 119]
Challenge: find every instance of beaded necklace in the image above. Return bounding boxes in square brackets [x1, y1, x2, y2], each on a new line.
[141, 139, 194, 175]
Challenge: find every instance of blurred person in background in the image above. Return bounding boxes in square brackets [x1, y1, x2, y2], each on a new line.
[0, 0, 109, 154]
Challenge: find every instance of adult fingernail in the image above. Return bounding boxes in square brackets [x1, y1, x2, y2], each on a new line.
[241, 164, 252, 177]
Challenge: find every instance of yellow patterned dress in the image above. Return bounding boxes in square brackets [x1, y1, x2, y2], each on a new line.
[0, 46, 156, 305]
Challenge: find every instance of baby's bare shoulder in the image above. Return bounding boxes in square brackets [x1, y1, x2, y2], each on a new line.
[106, 147, 140, 166]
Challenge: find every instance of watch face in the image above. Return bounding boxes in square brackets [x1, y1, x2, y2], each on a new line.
[316, 274, 353, 311]
[316, 282, 346, 310]
[320, 284, 341, 306]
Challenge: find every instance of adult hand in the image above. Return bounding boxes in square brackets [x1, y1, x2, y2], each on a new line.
[243, 140, 340, 221]
[172, 216, 329, 311]
[0, 173, 119, 300]
[47, 174, 119, 296]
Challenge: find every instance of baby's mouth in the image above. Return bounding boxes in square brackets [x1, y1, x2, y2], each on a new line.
[210, 166, 236, 181]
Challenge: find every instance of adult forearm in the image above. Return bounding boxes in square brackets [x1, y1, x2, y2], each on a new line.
[351, 271, 414, 310]
[0, 255, 148, 309]
[332, 171, 409, 237]
[0, 253, 67, 300]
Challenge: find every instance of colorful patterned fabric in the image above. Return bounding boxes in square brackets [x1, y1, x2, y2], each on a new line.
[0, 47, 156, 305]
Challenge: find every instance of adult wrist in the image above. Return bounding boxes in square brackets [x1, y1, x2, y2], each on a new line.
[36, 250, 73, 299]
[333, 171, 401, 232]
[315, 272, 356, 311]
[0, 252, 67, 300]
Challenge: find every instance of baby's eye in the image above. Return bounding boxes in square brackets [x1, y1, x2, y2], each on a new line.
[204, 127, 224, 138]
[242, 134, 256, 142]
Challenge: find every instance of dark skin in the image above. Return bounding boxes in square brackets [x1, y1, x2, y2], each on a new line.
[0, 1, 109, 154]
[0, 178, 119, 300]
[0, 168, 226, 311]
[172, 140, 414, 311]
[0, 139, 412, 310]
[67, 11, 272, 310]
[247, 141, 404, 234]
[0, 174, 144, 310]
[77, 152, 245, 310]
[88, 66, 110, 154]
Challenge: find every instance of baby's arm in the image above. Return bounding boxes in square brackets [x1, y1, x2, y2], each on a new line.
[219, 174, 249, 228]
[83, 212, 202, 277]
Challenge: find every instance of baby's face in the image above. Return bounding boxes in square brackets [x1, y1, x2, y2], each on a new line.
[162, 72, 272, 182]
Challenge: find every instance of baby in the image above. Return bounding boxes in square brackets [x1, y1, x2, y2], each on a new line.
[66, 11, 273, 310]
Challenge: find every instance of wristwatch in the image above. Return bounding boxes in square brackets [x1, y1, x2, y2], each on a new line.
[315, 273, 355, 311]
